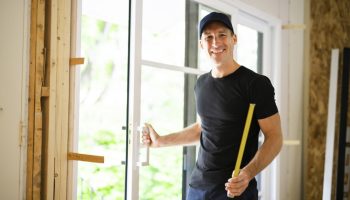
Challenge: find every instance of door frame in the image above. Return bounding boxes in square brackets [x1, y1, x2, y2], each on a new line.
[65, 0, 283, 199]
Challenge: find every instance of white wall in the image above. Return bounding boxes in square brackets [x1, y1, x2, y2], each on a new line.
[240, 0, 282, 17]
[0, 0, 29, 199]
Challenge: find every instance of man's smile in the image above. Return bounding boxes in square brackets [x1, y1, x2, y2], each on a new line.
[211, 48, 225, 54]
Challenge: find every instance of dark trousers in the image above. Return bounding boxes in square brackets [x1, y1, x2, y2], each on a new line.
[186, 184, 258, 200]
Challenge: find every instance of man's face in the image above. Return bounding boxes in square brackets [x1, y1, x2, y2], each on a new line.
[200, 22, 237, 66]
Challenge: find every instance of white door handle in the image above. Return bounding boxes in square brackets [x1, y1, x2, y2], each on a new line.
[137, 125, 150, 166]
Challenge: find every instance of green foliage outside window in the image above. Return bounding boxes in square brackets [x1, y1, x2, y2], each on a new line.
[77, 15, 183, 200]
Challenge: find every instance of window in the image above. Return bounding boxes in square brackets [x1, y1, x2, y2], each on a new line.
[73, 0, 129, 199]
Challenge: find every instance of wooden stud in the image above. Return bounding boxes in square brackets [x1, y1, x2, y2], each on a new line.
[67, 152, 105, 163]
[54, 0, 72, 199]
[32, 0, 46, 197]
[26, 0, 38, 198]
[27, 0, 46, 199]
[69, 57, 84, 65]
[33, 112, 43, 199]
[283, 140, 301, 146]
[282, 24, 306, 30]
[41, 86, 49, 97]
[45, 0, 58, 198]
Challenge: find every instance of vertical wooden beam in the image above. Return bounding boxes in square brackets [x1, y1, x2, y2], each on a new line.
[45, 0, 57, 198]
[26, 0, 37, 199]
[29, 0, 72, 199]
[54, 0, 71, 199]
[27, 0, 45, 199]
[32, 0, 45, 198]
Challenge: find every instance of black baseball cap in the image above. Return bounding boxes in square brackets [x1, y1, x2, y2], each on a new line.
[199, 12, 234, 37]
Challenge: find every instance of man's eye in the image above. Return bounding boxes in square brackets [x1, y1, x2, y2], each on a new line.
[205, 36, 213, 41]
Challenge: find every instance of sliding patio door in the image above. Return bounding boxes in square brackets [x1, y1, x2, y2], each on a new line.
[68, 0, 279, 200]
[69, 0, 198, 199]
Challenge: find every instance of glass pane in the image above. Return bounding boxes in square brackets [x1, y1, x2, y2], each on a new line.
[76, 0, 129, 199]
[197, 6, 234, 72]
[198, 5, 217, 71]
[196, 6, 265, 199]
[236, 24, 263, 73]
[142, 0, 185, 66]
[139, 66, 189, 200]
[237, 24, 264, 196]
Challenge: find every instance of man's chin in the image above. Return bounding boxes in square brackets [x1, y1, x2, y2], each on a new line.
[210, 58, 223, 66]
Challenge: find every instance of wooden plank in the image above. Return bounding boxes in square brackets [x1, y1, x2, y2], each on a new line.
[54, 0, 71, 199]
[67, 152, 105, 163]
[32, 0, 45, 198]
[41, 86, 49, 97]
[26, 0, 38, 199]
[45, 0, 58, 198]
[282, 24, 306, 30]
[32, 112, 43, 199]
[69, 57, 84, 65]
[34, 3, 45, 199]
[283, 140, 301, 146]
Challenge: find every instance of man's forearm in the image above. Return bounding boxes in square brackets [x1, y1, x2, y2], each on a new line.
[157, 122, 201, 147]
[242, 132, 283, 180]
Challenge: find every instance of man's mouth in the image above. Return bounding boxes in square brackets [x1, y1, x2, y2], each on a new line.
[211, 49, 225, 54]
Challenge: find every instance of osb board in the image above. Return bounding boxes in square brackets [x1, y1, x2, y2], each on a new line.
[307, 0, 350, 199]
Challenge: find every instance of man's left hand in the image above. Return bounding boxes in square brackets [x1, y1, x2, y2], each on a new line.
[225, 169, 251, 197]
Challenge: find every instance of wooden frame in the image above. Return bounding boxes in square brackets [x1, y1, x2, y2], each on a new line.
[27, 0, 72, 199]
[27, 0, 285, 199]
[27, 0, 45, 199]
[53, 0, 71, 199]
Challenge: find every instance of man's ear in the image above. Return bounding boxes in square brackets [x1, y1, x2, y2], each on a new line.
[232, 34, 237, 45]
[199, 39, 204, 49]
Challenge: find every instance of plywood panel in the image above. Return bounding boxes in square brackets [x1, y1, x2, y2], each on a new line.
[307, 0, 350, 199]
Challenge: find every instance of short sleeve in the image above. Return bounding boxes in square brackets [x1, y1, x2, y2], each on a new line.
[249, 75, 278, 119]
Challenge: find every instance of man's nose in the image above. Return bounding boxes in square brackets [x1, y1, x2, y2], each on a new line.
[212, 36, 219, 46]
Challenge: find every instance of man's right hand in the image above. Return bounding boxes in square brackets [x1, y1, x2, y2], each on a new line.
[141, 123, 161, 148]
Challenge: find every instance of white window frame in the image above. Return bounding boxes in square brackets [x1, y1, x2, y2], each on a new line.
[69, 0, 282, 199]
[128, 1, 205, 200]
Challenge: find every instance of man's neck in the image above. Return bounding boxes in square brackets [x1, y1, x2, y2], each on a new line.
[211, 60, 240, 78]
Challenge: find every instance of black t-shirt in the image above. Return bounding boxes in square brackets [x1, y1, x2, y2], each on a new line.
[190, 66, 278, 190]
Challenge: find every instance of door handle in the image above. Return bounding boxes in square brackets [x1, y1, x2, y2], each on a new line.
[137, 125, 150, 166]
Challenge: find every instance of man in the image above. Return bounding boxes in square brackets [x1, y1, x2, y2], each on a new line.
[142, 12, 283, 200]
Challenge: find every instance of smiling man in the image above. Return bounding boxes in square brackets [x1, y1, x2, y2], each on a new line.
[142, 12, 283, 200]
